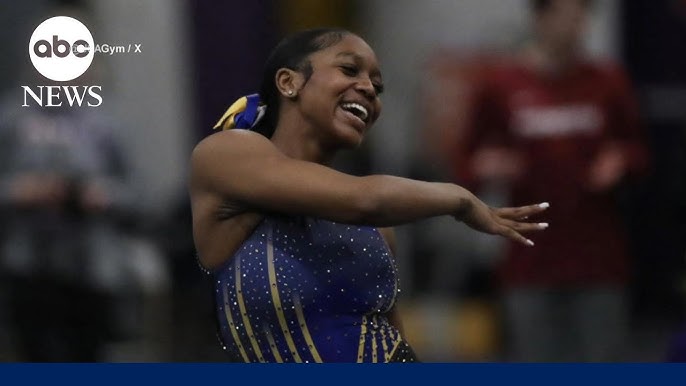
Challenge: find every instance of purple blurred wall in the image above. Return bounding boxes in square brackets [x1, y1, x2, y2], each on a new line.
[189, 0, 278, 140]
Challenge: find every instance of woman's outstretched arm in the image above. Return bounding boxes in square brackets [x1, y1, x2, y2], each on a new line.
[190, 130, 548, 246]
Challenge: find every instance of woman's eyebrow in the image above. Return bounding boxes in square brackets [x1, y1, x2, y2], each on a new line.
[336, 51, 383, 78]
[335, 51, 360, 60]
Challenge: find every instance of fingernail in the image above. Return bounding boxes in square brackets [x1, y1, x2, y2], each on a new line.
[538, 222, 549, 228]
[538, 202, 550, 209]
[526, 239, 535, 246]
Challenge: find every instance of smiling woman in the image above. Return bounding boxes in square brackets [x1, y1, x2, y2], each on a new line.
[189, 28, 549, 363]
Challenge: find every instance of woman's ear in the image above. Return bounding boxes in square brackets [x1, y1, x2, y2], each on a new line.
[275, 68, 304, 98]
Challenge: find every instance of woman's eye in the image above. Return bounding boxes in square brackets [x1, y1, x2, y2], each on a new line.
[340, 65, 358, 76]
[373, 83, 384, 95]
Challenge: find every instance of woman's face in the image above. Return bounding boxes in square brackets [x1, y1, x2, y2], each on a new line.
[295, 34, 383, 148]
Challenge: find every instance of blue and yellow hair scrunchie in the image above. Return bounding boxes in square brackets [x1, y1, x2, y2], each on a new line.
[213, 93, 266, 130]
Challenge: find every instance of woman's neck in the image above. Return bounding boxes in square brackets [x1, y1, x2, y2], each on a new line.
[270, 111, 335, 165]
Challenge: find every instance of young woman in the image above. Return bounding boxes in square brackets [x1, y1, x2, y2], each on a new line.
[189, 28, 548, 363]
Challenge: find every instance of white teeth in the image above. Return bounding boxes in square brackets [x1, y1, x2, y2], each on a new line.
[340, 102, 368, 122]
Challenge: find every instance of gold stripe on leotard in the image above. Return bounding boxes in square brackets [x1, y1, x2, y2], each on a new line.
[371, 319, 378, 363]
[234, 255, 265, 362]
[357, 315, 368, 363]
[222, 284, 250, 362]
[376, 315, 391, 362]
[293, 294, 323, 363]
[263, 324, 284, 363]
[387, 328, 403, 360]
[267, 226, 303, 363]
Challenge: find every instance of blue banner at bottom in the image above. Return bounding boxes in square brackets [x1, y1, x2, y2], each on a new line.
[0, 363, 681, 386]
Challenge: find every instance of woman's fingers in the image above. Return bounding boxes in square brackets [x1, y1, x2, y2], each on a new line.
[462, 200, 548, 246]
[494, 202, 550, 220]
[495, 205, 550, 246]
[503, 219, 549, 233]
[498, 225, 535, 247]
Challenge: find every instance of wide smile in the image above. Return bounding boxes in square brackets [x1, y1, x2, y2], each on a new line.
[337, 100, 373, 132]
[340, 102, 369, 123]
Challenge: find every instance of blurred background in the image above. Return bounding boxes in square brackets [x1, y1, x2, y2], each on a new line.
[0, 0, 684, 362]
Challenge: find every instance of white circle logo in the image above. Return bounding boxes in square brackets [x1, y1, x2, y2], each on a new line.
[28, 16, 95, 82]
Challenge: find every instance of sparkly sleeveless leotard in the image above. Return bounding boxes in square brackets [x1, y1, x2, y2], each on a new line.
[213, 215, 417, 362]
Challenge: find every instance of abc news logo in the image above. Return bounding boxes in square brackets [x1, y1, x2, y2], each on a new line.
[22, 16, 102, 107]
[33, 35, 90, 58]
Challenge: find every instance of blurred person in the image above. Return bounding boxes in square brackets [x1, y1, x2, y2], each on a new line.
[0, 97, 140, 361]
[456, 0, 649, 361]
[189, 28, 550, 363]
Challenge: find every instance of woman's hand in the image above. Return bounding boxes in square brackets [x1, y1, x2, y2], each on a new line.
[457, 194, 549, 246]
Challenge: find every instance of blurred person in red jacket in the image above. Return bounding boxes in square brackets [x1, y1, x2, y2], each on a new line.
[458, 0, 649, 361]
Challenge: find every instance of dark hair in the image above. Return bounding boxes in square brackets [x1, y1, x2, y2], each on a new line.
[252, 28, 350, 138]
[530, 0, 593, 13]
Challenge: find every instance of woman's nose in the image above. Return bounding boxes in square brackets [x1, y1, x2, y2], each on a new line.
[356, 78, 376, 98]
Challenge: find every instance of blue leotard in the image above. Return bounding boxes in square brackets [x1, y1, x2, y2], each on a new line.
[214, 215, 415, 362]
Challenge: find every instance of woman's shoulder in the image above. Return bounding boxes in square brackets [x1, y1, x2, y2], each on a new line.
[193, 129, 273, 155]
[191, 129, 279, 171]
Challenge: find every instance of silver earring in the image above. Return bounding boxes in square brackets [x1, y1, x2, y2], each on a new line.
[287, 90, 293, 96]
